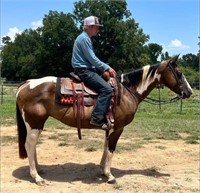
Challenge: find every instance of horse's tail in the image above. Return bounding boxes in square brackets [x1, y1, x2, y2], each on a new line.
[16, 102, 27, 159]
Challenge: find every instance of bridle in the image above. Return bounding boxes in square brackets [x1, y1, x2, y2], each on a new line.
[122, 62, 184, 105]
[168, 62, 184, 96]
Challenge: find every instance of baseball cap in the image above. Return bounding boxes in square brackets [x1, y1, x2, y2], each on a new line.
[83, 16, 103, 26]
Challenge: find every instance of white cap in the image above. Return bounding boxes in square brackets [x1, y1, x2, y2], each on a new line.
[83, 16, 103, 26]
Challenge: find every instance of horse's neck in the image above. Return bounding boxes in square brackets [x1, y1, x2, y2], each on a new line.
[135, 80, 159, 102]
[121, 64, 161, 102]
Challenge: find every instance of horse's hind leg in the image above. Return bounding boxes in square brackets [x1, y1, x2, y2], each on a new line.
[25, 127, 45, 185]
[100, 128, 124, 183]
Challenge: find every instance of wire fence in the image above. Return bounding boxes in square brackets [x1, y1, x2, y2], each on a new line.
[0, 81, 19, 104]
[0, 81, 199, 113]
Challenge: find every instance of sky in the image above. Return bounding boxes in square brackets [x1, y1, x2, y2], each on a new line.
[1, 0, 199, 57]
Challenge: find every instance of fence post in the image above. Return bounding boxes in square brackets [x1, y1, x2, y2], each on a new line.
[158, 87, 161, 111]
[180, 98, 183, 113]
[1, 81, 3, 104]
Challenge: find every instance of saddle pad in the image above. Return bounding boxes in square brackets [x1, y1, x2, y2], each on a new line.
[55, 77, 96, 106]
[60, 78, 98, 95]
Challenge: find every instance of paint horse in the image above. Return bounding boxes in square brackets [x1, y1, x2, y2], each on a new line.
[16, 55, 192, 185]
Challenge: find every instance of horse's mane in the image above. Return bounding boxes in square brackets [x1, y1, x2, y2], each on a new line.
[121, 63, 160, 87]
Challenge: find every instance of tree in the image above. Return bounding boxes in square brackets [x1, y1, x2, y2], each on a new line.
[1, 0, 150, 80]
[180, 53, 199, 71]
[161, 51, 170, 61]
[1, 11, 79, 80]
[40, 11, 79, 77]
[2, 0, 197, 82]
[73, 0, 150, 71]
[1, 42, 20, 81]
[180, 65, 199, 86]
[1, 29, 45, 80]
[2, 36, 12, 45]
[147, 43, 162, 63]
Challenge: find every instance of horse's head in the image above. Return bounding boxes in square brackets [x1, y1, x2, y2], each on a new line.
[158, 55, 193, 99]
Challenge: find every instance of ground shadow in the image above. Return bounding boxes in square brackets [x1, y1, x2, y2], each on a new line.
[12, 162, 170, 184]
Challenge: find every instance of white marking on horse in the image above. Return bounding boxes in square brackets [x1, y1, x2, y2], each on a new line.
[16, 77, 57, 97]
[16, 82, 29, 98]
[104, 150, 114, 181]
[28, 76, 57, 89]
[183, 74, 193, 94]
[21, 108, 32, 134]
[21, 108, 44, 183]
[137, 65, 161, 95]
[120, 74, 124, 83]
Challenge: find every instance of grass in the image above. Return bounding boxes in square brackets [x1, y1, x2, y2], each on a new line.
[1, 135, 17, 145]
[1, 86, 199, 148]
[125, 88, 199, 143]
[0, 96, 16, 126]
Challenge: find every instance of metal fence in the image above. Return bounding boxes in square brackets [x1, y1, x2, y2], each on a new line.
[0, 81, 19, 104]
[1, 81, 199, 112]
[191, 81, 200, 90]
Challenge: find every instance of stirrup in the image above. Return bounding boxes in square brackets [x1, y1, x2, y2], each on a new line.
[90, 120, 109, 131]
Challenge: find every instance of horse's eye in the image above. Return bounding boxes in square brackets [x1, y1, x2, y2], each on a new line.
[176, 71, 182, 78]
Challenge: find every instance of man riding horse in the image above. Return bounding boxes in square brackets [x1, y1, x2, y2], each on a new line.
[71, 16, 117, 130]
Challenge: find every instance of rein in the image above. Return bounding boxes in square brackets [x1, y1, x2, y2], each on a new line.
[123, 84, 182, 105]
[144, 95, 182, 105]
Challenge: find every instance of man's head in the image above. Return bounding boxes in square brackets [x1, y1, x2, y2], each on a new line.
[83, 16, 103, 26]
[83, 16, 103, 37]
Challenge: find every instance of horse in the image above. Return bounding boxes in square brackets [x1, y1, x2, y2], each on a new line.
[16, 55, 192, 185]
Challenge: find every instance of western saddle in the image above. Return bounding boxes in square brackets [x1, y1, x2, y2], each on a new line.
[55, 72, 120, 139]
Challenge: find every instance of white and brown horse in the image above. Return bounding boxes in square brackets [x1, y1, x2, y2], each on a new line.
[16, 55, 192, 185]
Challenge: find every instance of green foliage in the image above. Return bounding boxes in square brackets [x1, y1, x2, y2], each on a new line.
[41, 11, 79, 77]
[1, 136, 17, 145]
[1, 42, 21, 81]
[179, 53, 199, 71]
[73, 0, 131, 26]
[0, 96, 16, 126]
[161, 51, 170, 60]
[1, 11, 79, 80]
[73, 0, 150, 71]
[1, 0, 150, 80]
[147, 43, 162, 63]
[180, 65, 199, 86]
[0, 0, 199, 82]
[2, 29, 44, 80]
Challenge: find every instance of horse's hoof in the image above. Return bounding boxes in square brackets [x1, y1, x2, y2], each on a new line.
[36, 179, 46, 186]
[107, 178, 116, 184]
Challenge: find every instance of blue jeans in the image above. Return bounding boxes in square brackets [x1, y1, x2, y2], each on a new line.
[74, 68, 113, 124]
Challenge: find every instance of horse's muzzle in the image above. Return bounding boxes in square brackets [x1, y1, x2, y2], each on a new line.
[182, 89, 193, 99]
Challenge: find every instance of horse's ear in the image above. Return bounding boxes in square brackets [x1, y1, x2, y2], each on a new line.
[169, 54, 180, 66]
[158, 54, 180, 73]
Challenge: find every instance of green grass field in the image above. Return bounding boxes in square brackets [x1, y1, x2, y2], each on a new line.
[1, 86, 199, 145]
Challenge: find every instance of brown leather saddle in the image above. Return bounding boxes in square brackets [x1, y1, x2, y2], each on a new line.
[55, 73, 120, 140]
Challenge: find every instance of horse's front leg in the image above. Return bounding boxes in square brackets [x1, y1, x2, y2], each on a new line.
[100, 128, 124, 183]
[25, 129, 45, 185]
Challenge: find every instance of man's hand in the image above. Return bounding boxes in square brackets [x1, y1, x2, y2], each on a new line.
[108, 67, 117, 78]
[102, 71, 110, 81]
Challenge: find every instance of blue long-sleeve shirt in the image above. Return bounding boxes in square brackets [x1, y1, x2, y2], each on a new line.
[71, 31, 110, 73]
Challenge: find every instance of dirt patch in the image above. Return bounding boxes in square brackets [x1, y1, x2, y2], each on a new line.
[1, 126, 199, 193]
